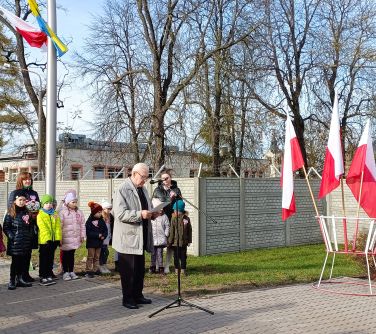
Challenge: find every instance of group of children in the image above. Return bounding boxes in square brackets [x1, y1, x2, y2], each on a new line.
[1, 184, 193, 290]
[2, 187, 113, 290]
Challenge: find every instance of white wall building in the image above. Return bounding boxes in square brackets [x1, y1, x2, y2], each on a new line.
[0, 133, 276, 181]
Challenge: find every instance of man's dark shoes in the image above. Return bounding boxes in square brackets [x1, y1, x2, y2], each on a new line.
[136, 297, 152, 304]
[16, 276, 32, 287]
[123, 302, 139, 309]
[8, 279, 16, 290]
[23, 274, 35, 282]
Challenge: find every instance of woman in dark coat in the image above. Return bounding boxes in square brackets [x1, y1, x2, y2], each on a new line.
[7, 172, 40, 282]
[152, 169, 182, 274]
[3, 189, 34, 290]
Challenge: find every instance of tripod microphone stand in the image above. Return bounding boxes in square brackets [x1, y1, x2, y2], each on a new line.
[149, 197, 214, 318]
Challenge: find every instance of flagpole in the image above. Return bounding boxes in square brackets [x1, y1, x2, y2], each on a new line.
[302, 165, 320, 217]
[340, 178, 348, 252]
[352, 170, 364, 251]
[45, 0, 57, 197]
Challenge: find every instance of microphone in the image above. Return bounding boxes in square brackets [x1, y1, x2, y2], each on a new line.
[149, 179, 162, 185]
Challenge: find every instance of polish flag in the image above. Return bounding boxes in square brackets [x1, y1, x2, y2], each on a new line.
[282, 114, 305, 221]
[0, 6, 47, 48]
[346, 120, 376, 218]
[318, 91, 344, 198]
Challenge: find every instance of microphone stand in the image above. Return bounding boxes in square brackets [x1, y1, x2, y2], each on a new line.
[149, 195, 214, 318]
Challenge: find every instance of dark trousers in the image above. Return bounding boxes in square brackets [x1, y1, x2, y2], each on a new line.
[39, 242, 58, 278]
[23, 251, 32, 277]
[173, 246, 187, 270]
[99, 245, 109, 265]
[10, 255, 29, 279]
[62, 249, 76, 273]
[118, 252, 145, 303]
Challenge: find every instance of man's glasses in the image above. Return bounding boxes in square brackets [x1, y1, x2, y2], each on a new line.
[136, 171, 149, 180]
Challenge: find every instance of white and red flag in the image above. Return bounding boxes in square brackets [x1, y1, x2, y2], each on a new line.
[0, 5, 47, 48]
[318, 91, 344, 198]
[346, 120, 376, 218]
[281, 114, 305, 221]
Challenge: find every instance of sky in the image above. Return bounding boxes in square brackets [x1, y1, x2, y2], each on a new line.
[15, 0, 105, 142]
[53, 0, 104, 136]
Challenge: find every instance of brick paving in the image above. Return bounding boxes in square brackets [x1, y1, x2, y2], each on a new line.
[1, 257, 376, 333]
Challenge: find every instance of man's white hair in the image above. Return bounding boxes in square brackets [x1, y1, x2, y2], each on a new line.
[132, 162, 149, 174]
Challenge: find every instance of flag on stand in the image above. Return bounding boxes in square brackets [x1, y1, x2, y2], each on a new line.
[318, 91, 344, 198]
[281, 114, 305, 221]
[0, 5, 47, 48]
[346, 120, 376, 218]
[27, 0, 68, 57]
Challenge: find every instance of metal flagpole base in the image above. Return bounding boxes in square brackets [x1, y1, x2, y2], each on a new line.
[148, 295, 214, 318]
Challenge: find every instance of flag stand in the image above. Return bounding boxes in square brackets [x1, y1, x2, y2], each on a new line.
[302, 165, 320, 217]
[352, 170, 365, 251]
[340, 178, 348, 252]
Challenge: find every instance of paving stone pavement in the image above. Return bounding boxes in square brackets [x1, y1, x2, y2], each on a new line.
[1, 257, 376, 334]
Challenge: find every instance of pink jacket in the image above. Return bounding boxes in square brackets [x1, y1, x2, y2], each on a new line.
[59, 205, 86, 251]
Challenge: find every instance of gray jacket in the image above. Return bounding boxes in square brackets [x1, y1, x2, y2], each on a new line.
[112, 178, 153, 255]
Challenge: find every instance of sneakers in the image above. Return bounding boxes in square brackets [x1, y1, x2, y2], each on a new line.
[63, 272, 72, 281]
[47, 277, 54, 283]
[99, 265, 111, 274]
[70, 272, 79, 280]
[40, 278, 49, 285]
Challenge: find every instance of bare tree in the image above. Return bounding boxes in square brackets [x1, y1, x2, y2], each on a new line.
[0, 0, 47, 174]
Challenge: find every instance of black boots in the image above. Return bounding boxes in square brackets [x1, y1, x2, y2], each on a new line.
[16, 275, 32, 287]
[8, 278, 16, 290]
[149, 266, 156, 274]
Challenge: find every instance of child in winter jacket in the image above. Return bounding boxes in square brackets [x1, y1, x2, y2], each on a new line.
[149, 198, 170, 274]
[99, 199, 113, 274]
[168, 200, 192, 276]
[59, 189, 86, 281]
[85, 201, 108, 278]
[3, 189, 34, 290]
[37, 194, 62, 286]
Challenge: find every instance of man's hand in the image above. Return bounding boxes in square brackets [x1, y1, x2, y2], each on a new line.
[141, 210, 152, 219]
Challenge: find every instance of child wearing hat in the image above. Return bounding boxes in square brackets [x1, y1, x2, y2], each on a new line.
[85, 201, 108, 278]
[99, 199, 113, 274]
[37, 194, 62, 286]
[3, 189, 34, 290]
[167, 199, 192, 276]
[59, 189, 86, 280]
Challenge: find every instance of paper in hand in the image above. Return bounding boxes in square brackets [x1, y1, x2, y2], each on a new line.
[151, 201, 170, 213]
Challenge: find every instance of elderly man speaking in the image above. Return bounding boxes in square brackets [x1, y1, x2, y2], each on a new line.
[112, 162, 154, 309]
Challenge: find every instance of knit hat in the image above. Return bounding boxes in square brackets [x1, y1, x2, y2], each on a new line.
[101, 199, 112, 209]
[64, 189, 77, 204]
[9, 189, 27, 203]
[40, 194, 54, 207]
[88, 201, 103, 215]
[172, 199, 185, 212]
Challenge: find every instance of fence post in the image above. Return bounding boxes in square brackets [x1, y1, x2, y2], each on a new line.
[198, 177, 207, 256]
[239, 177, 246, 251]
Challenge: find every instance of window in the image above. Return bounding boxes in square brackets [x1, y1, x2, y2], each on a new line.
[189, 169, 196, 178]
[149, 168, 154, 179]
[31, 167, 39, 179]
[107, 167, 124, 179]
[93, 166, 105, 179]
[71, 166, 82, 180]
[10, 169, 18, 181]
